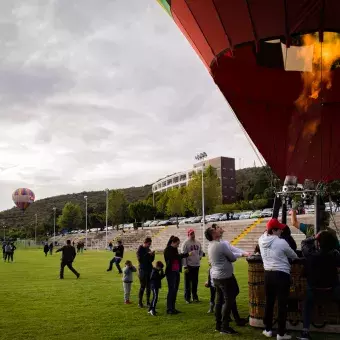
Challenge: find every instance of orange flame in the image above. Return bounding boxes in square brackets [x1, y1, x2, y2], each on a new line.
[295, 32, 340, 112]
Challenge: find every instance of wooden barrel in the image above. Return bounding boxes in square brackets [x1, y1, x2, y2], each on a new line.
[247, 256, 340, 333]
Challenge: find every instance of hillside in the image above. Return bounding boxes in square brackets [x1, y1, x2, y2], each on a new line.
[0, 185, 152, 229]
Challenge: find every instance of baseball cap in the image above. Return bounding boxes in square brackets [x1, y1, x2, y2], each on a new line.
[187, 228, 195, 236]
[266, 218, 286, 231]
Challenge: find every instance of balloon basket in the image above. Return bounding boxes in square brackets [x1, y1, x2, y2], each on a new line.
[247, 256, 340, 333]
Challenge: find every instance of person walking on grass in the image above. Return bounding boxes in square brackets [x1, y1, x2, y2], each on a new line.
[259, 218, 298, 340]
[164, 236, 191, 315]
[137, 237, 155, 308]
[122, 260, 137, 304]
[182, 228, 203, 304]
[56, 240, 80, 279]
[205, 226, 239, 335]
[107, 240, 124, 274]
[43, 242, 49, 257]
[148, 261, 166, 316]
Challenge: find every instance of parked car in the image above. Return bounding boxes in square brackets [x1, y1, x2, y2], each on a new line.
[250, 210, 262, 219]
[149, 220, 160, 227]
[192, 216, 202, 223]
[219, 214, 229, 221]
[261, 208, 273, 218]
[179, 218, 190, 225]
[143, 220, 152, 227]
[239, 212, 251, 219]
[231, 213, 240, 220]
[158, 220, 172, 226]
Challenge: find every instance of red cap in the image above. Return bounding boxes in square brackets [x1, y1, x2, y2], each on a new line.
[187, 228, 195, 236]
[266, 218, 286, 231]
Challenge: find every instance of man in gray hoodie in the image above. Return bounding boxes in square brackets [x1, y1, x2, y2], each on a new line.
[206, 225, 238, 335]
[182, 228, 203, 303]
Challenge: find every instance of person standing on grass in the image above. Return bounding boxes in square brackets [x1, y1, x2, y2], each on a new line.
[2, 241, 6, 260]
[4, 242, 13, 263]
[56, 239, 80, 279]
[164, 236, 191, 315]
[107, 240, 124, 274]
[49, 242, 53, 255]
[122, 260, 137, 304]
[148, 260, 166, 316]
[259, 218, 298, 340]
[210, 223, 249, 325]
[136, 237, 155, 308]
[44, 243, 49, 257]
[9, 242, 16, 262]
[182, 228, 203, 303]
[205, 226, 239, 335]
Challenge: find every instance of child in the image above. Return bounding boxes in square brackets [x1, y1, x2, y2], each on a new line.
[122, 260, 137, 304]
[205, 262, 215, 313]
[149, 261, 166, 316]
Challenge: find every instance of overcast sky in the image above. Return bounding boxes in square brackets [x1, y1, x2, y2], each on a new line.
[0, 0, 258, 211]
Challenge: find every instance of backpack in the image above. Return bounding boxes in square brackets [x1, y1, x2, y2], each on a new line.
[5, 244, 12, 252]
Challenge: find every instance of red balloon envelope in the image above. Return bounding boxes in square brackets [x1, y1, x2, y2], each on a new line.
[12, 188, 35, 211]
[157, 0, 340, 182]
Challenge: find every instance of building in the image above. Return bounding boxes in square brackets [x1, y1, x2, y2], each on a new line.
[152, 156, 236, 204]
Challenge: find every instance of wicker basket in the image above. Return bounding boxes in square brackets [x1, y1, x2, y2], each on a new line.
[247, 256, 340, 332]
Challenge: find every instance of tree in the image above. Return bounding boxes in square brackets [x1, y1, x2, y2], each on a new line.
[156, 192, 169, 217]
[128, 201, 157, 223]
[186, 165, 221, 215]
[57, 202, 83, 230]
[108, 190, 128, 227]
[166, 188, 186, 217]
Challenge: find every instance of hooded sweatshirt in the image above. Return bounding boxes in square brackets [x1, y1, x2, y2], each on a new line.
[181, 239, 203, 267]
[258, 232, 298, 275]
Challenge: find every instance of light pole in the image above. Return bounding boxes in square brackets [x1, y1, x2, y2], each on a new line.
[105, 189, 109, 249]
[84, 195, 88, 249]
[35, 213, 37, 245]
[53, 207, 56, 246]
[195, 152, 207, 250]
[3, 225, 6, 241]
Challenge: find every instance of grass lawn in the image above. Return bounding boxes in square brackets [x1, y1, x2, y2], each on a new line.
[0, 250, 338, 340]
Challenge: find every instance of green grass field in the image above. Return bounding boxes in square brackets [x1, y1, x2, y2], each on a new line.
[0, 250, 338, 340]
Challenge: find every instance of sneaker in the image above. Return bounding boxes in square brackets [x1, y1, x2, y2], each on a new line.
[207, 308, 214, 314]
[220, 327, 238, 335]
[185, 300, 191, 304]
[138, 303, 144, 308]
[125, 300, 132, 305]
[193, 298, 200, 303]
[277, 334, 291, 340]
[235, 318, 248, 327]
[296, 331, 311, 340]
[148, 310, 156, 316]
[262, 330, 273, 337]
[106, 269, 112, 272]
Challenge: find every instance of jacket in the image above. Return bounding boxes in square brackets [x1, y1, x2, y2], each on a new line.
[113, 244, 124, 258]
[208, 240, 236, 280]
[163, 245, 189, 274]
[56, 245, 76, 262]
[150, 267, 166, 289]
[136, 245, 155, 272]
[122, 265, 137, 283]
[302, 236, 340, 288]
[258, 232, 298, 274]
[181, 239, 203, 267]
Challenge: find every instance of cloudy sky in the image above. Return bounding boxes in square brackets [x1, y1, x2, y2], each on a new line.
[0, 0, 258, 211]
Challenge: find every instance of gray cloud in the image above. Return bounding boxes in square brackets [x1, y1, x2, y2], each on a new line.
[0, 0, 256, 211]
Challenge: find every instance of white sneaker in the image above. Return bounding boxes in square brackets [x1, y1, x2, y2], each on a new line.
[262, 330, 273, 337]
[277, 334, 291, 340]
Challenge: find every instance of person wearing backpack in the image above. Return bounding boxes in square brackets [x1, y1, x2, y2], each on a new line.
[4, 242, 12, 262]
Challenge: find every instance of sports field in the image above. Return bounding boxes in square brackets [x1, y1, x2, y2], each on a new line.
[0, 250, 337, 340]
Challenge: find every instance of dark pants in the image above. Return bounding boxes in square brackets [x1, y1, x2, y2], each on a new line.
[60, 261, 79, 279]
[303, 284, 340, 329]
[49, 249, 53, 255]
[210, 286, 216, 306]
[139, 268, 151, 305]
[166, 271, 180, 312]
[4, 252, 12, 262]
[108, 257, 122, 273]
[263, 271, 290, 337]
[44, 251, 48, 257]
[214, 275, 239, 331]
[184, 266, 199, 301]
[149, 286, 159, 312]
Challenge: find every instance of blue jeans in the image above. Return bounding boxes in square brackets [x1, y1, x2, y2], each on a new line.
[303, 284, 340, 329]
[166, 271, 180, 312]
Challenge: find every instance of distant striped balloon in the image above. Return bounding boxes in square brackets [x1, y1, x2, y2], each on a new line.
[12, 188, 35, 211]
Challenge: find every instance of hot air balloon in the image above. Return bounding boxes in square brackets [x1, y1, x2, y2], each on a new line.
[156, 0, 340, 183]
[12, 188, 35, 211]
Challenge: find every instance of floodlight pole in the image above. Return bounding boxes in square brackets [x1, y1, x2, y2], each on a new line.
[84, 196, 88, 249]
[195, 152, 207, 251]
[105, 189, 109, 249]
[53, 207, 56, 246]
